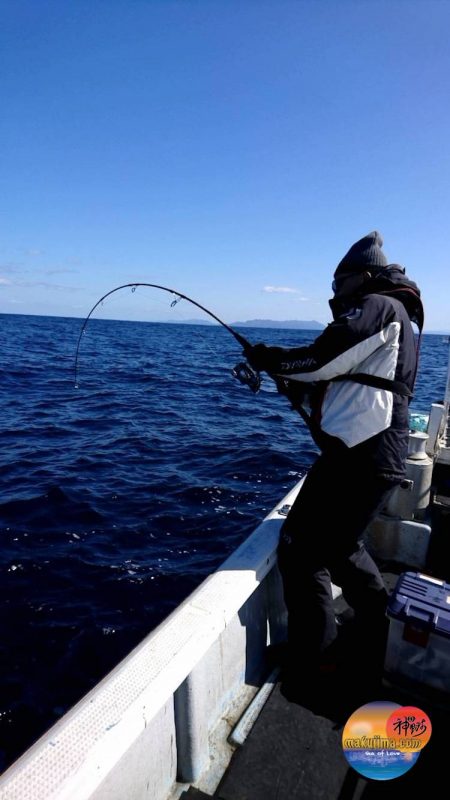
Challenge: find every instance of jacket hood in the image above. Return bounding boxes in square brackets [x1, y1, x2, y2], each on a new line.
[330, 264, 424, 330]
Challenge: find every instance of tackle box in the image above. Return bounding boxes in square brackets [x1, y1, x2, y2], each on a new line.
[385, 571, 450, 693]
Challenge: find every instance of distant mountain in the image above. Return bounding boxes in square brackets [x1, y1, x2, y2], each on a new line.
[231, 319, 325, 330]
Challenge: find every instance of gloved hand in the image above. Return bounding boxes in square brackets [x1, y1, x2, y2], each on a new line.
[243, 343, 271, 372]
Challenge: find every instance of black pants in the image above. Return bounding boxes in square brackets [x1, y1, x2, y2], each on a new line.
[277, 451, 398, 668]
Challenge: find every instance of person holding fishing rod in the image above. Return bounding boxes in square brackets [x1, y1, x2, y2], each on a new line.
[244, 232, 424, 700]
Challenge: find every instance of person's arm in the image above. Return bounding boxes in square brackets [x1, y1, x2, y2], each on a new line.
[245, 295, 399, 383]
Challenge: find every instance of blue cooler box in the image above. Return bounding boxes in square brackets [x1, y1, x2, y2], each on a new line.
[385, 571, 450, 693]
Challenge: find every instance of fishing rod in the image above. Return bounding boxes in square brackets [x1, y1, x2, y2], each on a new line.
[74, 282, 261, 392]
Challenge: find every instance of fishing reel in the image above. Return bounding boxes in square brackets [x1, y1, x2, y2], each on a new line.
[231, 361, 261, 393]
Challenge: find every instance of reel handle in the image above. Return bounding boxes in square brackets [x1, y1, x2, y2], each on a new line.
[231, 361, 261, 393]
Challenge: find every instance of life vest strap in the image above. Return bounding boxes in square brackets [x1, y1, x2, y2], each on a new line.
[331, 372, 412, 398]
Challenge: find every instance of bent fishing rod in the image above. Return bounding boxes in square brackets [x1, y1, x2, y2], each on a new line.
[74, 282, 261, 392]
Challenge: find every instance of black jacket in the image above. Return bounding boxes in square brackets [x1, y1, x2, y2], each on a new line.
[253, 290, 419, 480]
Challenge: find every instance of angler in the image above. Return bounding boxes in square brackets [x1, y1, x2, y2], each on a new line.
[244, 231, 424, 702]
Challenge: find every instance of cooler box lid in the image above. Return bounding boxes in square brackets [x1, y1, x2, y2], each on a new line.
[387, 572, 450, 636]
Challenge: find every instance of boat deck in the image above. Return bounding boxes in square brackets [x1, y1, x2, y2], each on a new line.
[182, 570, 450, 799]
[191, 675, 448, 799]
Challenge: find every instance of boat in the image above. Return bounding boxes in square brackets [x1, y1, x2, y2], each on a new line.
[1, 347, 449, 799]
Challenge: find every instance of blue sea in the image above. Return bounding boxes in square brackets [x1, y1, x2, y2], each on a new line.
[0, 313, 447, 770]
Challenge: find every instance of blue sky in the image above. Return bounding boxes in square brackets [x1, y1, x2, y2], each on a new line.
[1, 0, 449, 330]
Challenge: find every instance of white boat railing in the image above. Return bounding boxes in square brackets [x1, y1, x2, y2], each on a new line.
[439, 340, 450, 462]
[0, 481, 305, 800]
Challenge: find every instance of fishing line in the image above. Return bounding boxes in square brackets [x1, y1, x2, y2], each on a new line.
[74, 282, 260, 391]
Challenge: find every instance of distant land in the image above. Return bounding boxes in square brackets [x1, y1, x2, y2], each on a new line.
[231, 319, 325, 330]
[125, 317, 448, 335]
[165, 318, 325, 329]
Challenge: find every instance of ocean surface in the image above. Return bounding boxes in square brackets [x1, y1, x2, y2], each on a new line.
[0, 313, 447, 771]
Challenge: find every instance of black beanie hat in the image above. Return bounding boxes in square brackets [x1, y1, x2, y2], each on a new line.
[334, 231, 388, 278]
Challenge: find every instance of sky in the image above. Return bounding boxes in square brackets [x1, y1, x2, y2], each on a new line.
[1, 0, 449, 331]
